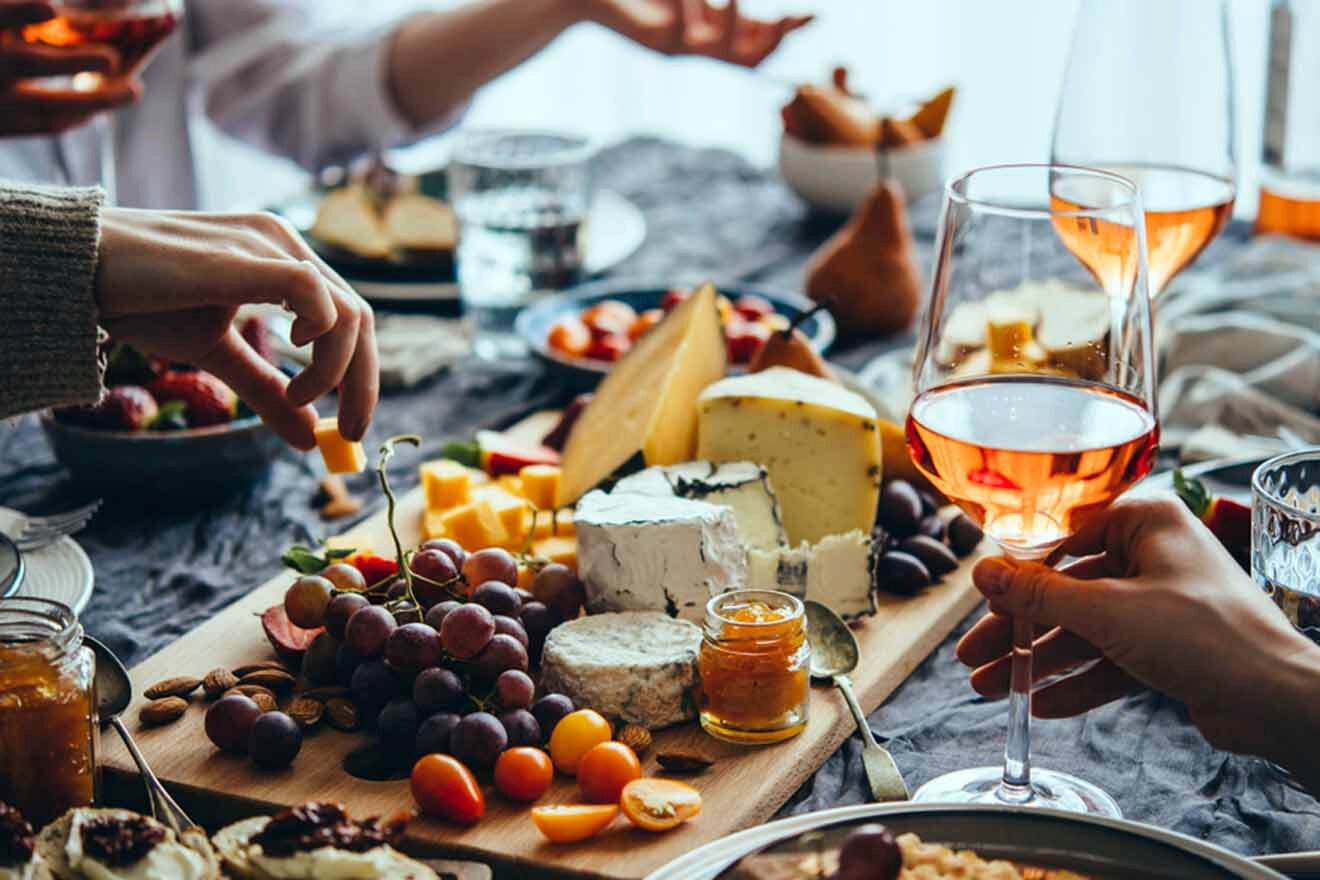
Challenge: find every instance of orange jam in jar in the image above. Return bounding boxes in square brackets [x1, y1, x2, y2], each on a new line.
[0, 599, 98, 827]
[698, 590, 810, 744]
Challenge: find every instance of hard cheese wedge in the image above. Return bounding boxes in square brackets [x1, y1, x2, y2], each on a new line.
[314, 418, 366, 474]
[557, 282, 727, 506]
[698, 367, 881, 545]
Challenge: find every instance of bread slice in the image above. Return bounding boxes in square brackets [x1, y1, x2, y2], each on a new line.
[211, 813, 438, 880]
[383, 193, 457, 254]
[311, 185, 392, 260]
[36, 808, 219, 879]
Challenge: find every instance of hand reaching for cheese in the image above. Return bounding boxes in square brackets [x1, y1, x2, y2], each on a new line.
[591, 0, 814, 68]
[94, 208, 378, 450]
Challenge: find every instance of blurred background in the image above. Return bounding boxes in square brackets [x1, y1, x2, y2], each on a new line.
[196, 0, 1273, 217]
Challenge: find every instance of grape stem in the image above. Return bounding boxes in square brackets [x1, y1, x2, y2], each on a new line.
[377, 434, 422, 609]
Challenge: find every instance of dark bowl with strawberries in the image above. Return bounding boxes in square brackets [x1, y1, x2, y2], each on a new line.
[40, 338, 285, 499]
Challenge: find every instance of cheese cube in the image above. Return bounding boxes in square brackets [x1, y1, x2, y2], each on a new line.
[533, 510, 577, 539]
[497, 475, 524, 495]
[421, 459, 472, 510]
[558, 282, 726, 506]
[481, 490, 533, 550]
[314, 418, 366, 474]
[421, 510, 449, 541]
[519, 464, 562, 510]
[698, 367, 881, 546]
[440, 500, 507, 550]
[533, 535, 578, 572]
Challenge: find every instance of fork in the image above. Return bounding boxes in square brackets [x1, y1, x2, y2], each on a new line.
[9, 500, 101, 551]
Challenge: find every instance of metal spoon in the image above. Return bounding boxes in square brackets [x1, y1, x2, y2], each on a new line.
[87, 636, 197, 833]
[804, 600, 909, 802]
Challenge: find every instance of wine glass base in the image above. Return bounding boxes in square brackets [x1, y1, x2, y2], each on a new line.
[912, 766, 1122, 818]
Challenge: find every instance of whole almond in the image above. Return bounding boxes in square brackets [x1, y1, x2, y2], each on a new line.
[656, 751, 714, 773]
[225, 684, 277, 707]
[321, 496, 363, 520]
[144, 676, 201, 700]
[203, 668, 239, 700]
[248, 691, 277, 712]
[232, 661, 287, 678]
[139, 697, 187, 726]
[287, 697, 324, 730]
[324, 698, 359, 731]
[239, 669, 295, 693]
[616, 724, 652, 756]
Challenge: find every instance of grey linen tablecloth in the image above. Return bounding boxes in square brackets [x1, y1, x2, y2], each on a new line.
[0, 138, 1315, 863]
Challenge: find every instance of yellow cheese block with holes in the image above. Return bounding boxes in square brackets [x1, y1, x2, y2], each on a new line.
[533, 535, 577, 571]
[421, 459, 473, 510]
[314, 418, 366, 474]
[557, 282, 726, 506]
[518, 464, 561, 510]
[440, 499, 507, 550]
[698, 367, 881, 545]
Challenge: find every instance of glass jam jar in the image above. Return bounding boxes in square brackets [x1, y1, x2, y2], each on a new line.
[0, 598, 98, 827]
[698, 590, 810, 744]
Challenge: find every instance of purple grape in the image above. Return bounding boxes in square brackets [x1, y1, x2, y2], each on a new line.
[498, 709, 541, 748]
[350, 659, 402, 716]
[303, 631, 340, 685]
[325, 592, 369, 641]
[518, 601, 560, 667]
[424, 600, 461, 632]
[384, 623, 443, 675]
[420, 538, 465, 570]
[492, 615, 529, 650]
[335, 643, 363, 686]
[344, 605, 397, 658]
[440, 603, 495, 659]
[385, 578, 408, 602]
[376, 698, 421, 754]
[472, 581, 522, 617]
[472, 633, 528, 684]
[412, 667, 465, 715]
[836, 824, 901, 880]
[495, 669, 535, 710]
[410, 549, 460, 608]
[415, 712, 461, 758]
[391, 602, 423, 625]
[205, 695, 261, 754]
[514, 587, 535, 605]
[531, 694, 574, 738]
[249, 712, 302, 770]
[449, 711, 507, 769]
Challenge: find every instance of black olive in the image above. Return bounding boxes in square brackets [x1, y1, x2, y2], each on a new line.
[918, 490, 939, 517]
[948, 514, 985, 558]
[875, 551, 931, 596]
[899, 535, 959, 578]
[877, 481, 923, 536]
[917, 514, 946, 541]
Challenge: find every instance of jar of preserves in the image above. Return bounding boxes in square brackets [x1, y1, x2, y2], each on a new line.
[0, 598, 97, 827]
[698, 590, 810, 744]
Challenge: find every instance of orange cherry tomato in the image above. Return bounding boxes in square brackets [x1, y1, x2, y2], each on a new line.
[411, 754, 485, 824]
[620, 778, 702, 832]
[548, 709, 612, 775]
[531, 804, 619, 843]
[494, 747, 554, 803]
[547, 317, 592, 357]
[576, 741, 642, 804]
[581, 300, 637, 337]
[660, 288, 690, 311]
[627, 308, 665, 342]
[585, 333, 630, 362]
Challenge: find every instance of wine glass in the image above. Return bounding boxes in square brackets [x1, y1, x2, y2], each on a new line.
[906, 164, 1158, 816]
[1052, 0, 1235, 297]
[22, 0, 183, 203]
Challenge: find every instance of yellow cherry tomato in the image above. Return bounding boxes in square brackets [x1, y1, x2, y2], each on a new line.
[531, 804, 618, 843]
[548, 709, 612, 775]
[620, 778, 702, 832]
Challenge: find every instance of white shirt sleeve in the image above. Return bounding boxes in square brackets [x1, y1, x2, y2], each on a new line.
[186, 0, 464, 171]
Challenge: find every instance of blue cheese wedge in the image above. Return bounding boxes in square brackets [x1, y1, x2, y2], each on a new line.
[538, 612, 703, 728]
[747, 529, 879, 619]
[612, 460, 786, 550]
[575, 489, 745, 621]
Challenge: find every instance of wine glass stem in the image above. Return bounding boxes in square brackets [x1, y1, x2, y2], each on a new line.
[999, 613, 1035, 802]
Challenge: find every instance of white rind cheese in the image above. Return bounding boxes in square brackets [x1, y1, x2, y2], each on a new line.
[538, 612, 703, 728]
[575, 489, 745, 621]
[747, 529, 878, 619]
[612, 460, 786, 550]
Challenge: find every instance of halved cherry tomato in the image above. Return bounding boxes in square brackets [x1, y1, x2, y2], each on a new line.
[576, 741, 642, 804]
[548, 709, 612, 775]
[494, 747, 554, 802]
[547, 317, 591, 357]
[411, 754, 484, 824]
[734, 294, 774, 321]
[660, 288, 690, 311]
[346, 551, 398, 588]
[620, 778, 702, 832]
[581, 300, 637, 337]
[585, 333, 630, 362]
[727, 321, 771, 364]
[627, 308, 665, 342]
[531, 804, 619, 843]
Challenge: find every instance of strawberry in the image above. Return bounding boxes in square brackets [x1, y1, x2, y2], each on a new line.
[1174, 469, 1252, 569]
[239, 315, 277, 365]
[62, 385, 159, 431]
[148, 370, 237, 427]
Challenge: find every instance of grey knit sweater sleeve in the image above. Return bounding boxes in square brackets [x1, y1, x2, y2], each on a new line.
[0, 183, 105, 419]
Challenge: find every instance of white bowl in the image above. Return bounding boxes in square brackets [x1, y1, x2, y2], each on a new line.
[778, 132, 947, 215]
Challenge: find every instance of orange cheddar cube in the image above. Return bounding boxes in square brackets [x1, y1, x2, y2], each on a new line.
[422, 509, 449, 541]
[314, 417, 366, 474]
[533, 510, 575, 539]
[421, 459, 472, 511]
[496, 474, 524, 495]
[440, 500, 507, 550]
[519, 464, 562, 510]
[533, 535, 577, 572]
[485, 492, 533, 550]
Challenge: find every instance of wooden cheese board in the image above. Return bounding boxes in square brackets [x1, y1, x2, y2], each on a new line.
[101, 412, 989, 880]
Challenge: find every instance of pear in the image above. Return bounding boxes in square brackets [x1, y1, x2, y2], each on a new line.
[804, 177, 922, 338]
[748, 324, 836, 381]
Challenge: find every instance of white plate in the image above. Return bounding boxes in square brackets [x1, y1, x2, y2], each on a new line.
[0, 507, 95, 615]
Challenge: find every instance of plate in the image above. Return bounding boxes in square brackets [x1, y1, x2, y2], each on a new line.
[0, 507, 94, 615]
[516, 280, 837, 380]
[647, 803, 1283, 880]
[275, 187, 647, 303]
[1132, 456, 1263, 504]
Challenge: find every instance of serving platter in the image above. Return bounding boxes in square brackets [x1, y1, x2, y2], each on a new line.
[100, 411, 988, 880]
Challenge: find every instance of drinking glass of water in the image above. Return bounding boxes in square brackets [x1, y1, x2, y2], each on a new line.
[449, 130, 595, 357]
[1253, 448, 1320, 644]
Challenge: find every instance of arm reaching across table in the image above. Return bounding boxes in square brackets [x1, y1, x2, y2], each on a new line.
[957, 497, 1320, 797]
